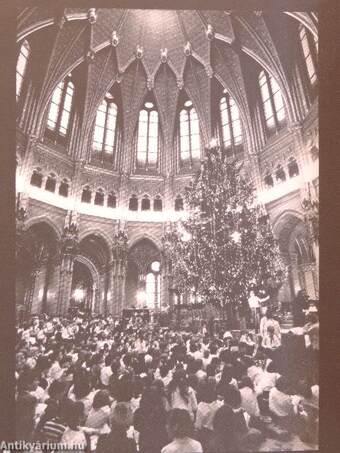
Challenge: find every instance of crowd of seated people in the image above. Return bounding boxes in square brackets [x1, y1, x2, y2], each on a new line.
[15, 310, 319, 452]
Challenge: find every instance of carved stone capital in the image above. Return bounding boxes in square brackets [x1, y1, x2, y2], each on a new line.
[111, 30, 119, 47]
[87, 8, 97, 24]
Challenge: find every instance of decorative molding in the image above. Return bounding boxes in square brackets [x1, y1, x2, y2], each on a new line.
[160, 48, 168, 63]
[206, 24, 215, 41]
[87, 9, 97, 24]
[111, 30, 119, 47]
[135, 45, 144, 59]
[184, 42, 192, 56]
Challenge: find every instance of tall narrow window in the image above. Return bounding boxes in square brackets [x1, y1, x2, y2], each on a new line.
[59, 179, 69, 197]
[141, 196, 151, 211]
[179, 100, 201, 167]
[94, 189, 105, 206]
[30, 169, 43, 188]
[45, 174, 57, 193]
[129, 195, 138, 211]
[259, 70, 286, 134]
[93, 93, 118, 162]
[107, 193, 116, 208]
[154, 196, 163, 212]
[288, 157, 299, 177]
[175, 196, 184, 211]
[16, 40, 30, 101]
[219, 93, 243, 156]
[146, 272, 160, 309]
[46, 75, 74, 139]
[137, 102, 159, 171]
[299, 25, 317, 86]
[81, 186, 92, 204]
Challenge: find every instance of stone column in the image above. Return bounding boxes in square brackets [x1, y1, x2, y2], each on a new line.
[289, 252, 300, 297]
[24, 267, 41, 316]
[112, 231, 128, 317]
[56, 253, 75, 316]
[56, 215, 79, 316]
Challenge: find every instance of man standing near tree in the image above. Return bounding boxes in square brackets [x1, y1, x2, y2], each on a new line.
[248, 290, 270, 332]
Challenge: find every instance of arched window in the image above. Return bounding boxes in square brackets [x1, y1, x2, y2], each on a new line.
[137, 102, 159, 171]
[259, 70, 286, 134]
[264, 173, 274, 188]
[81, 186, 92, 203]
[16, 40, 30, 101]
[59, 179, 69, 197]
[295, 236, 315, 265]
[219, 93, 243, 156]
[30, 169, 43, 188]
[129, 195, 138, 211]
[107, 192, 116, 208]
[288, 157, 299, 177]
[154, 196, 163, 212]
[93, 93, 118, 162]
[146, 272, 160, 309]
[299, 25, 317, 86]
[275, 165, 286, 183]
[45, 174, 57, 192]
[141, 195, 151, 211]
[175, 196, 184, 211]
[94, 189, 104, 206]
[179, 100, 201, 167]
[46, 75, 74, 139]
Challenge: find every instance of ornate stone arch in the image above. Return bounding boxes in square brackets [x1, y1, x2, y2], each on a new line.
[25, 216, 62, 241]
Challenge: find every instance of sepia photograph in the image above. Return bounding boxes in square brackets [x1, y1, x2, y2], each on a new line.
[9, 4, 323, 452]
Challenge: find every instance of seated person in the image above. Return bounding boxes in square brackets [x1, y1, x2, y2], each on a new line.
[96, 402, 136, 453]
[223, 386, 264, 450]
[207, 405, 239, 452]
[162, 409, 203, 453]
[261, 326, 281, 356]
[268, 376, 295, 427]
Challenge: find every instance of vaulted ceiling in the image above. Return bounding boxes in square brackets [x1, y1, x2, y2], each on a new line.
[17, 9, 317, 158]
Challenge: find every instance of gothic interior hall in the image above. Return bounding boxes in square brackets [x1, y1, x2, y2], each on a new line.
[15, 7, 319, 452]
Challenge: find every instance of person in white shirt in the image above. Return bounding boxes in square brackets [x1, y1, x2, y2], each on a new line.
[168, 370, 197, 421]
[100, 356, 113, 387]
[195, 378, 222, 449]
[239, 376, 260, 418]
[268, 377, 295, 419]
[162, 408, 203, 453]
[248, 290, 269, 332]
[260, 310, 281, 341]
[261, 326, 281, 355]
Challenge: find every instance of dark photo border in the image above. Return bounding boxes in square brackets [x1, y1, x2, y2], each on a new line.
[1, 1, 339, 452]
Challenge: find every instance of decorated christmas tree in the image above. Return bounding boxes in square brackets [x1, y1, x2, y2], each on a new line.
[163, 144, 287, 326]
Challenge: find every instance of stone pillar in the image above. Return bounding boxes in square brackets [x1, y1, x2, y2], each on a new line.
[112, 231, 128, 317]
[19, 134, 39, 188]
[289, 252, 300, 297]
[278, 251, 294, 307]
[24, 267, 41, 315]
[56, 253, 75, 316]
[46, 255, 62, 316]
[56, 213, 79, 316]
[106, 263, 115, 316]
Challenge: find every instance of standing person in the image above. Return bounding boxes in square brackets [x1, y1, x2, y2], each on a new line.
[248, 291, 261, 332]
[293, 289, 309, 327]
[162, 409, 203, 453]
